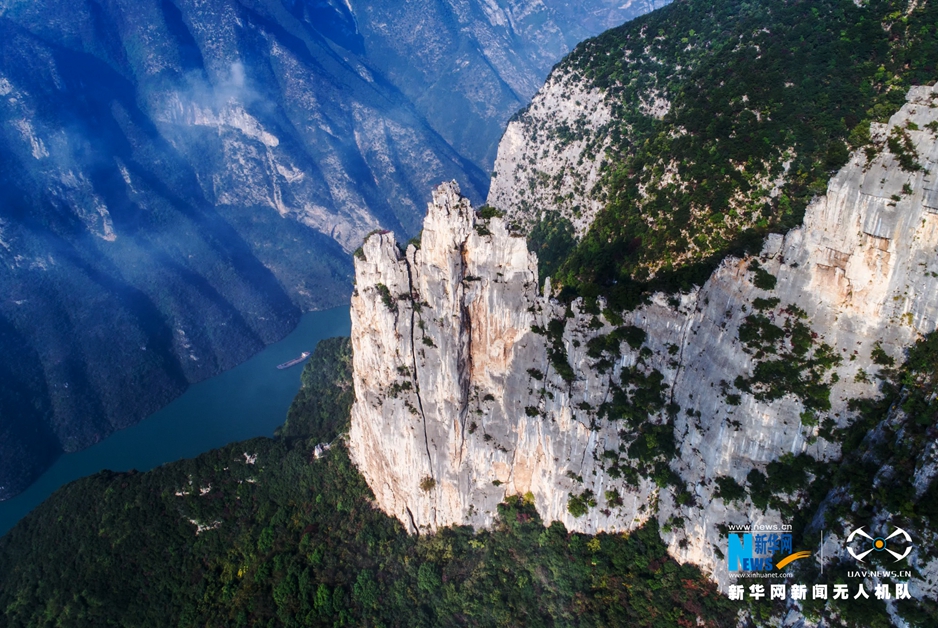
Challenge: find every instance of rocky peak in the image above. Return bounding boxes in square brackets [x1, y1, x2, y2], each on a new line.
[349, 181, 544, 532]
[349, 85, 938, 596]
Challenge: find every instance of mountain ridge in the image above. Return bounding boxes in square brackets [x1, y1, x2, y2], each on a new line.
[0, 0, 664, 500]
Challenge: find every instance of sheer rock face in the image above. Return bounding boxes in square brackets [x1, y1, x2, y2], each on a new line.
[350, 182, 662, 533]
[350, 85, 938, 589]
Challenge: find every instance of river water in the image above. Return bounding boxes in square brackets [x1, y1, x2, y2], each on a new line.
[0, 306, 351, 536]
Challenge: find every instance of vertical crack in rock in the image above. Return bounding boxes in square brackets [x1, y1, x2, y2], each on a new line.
[457, 241, 472, 466]
[405, 506, 419, 536]
[668, 295, 697, 409]
[404, 253, 434, 483]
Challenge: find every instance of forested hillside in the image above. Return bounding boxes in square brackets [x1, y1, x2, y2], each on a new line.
[0, 337, 733, 627]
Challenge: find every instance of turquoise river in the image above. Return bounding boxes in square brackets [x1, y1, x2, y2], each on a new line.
[0, 307, 351, 535]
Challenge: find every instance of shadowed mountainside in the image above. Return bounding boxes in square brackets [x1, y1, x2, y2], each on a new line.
[0, 0, 666, 499]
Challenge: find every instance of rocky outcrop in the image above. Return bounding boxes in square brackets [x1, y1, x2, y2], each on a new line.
[486, 72, 614, 236]
[350, 84, 938, 593]
[349, 182, 644, 533]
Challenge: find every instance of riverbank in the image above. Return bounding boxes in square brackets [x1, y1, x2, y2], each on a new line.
[0, 307, 350, 536]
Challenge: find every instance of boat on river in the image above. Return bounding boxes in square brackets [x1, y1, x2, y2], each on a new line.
[276, 351, 311, 370]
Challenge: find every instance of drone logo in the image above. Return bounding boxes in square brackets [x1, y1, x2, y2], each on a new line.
[846, 526, 912, 563]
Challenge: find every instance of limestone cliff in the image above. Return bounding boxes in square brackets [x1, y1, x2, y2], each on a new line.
[350, 84, 938, 598]
[349, 182, 640, 533]
[657, 84, 938, 591]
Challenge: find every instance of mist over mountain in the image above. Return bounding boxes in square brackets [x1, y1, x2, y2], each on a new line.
[2, 1, 937, 625]
[0, 0, 665, 500]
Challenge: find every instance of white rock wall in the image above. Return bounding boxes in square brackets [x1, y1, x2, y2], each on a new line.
[350, 182, 663, 533]
[349, 84, 938, 594]
[659, 83, 938, 585]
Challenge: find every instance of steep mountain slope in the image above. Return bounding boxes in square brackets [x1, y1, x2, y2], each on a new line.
[0, 0, 665, 500]
[490, 0, 938, 296]
[351, 83, 938, 626]
[348, 0, 668, 165]
[348, 0, 938, 624]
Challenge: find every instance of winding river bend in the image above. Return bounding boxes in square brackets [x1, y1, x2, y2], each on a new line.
[0, 307, 351, 535]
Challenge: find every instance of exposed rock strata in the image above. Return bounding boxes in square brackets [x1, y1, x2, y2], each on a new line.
[349, 84, 938, 593]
